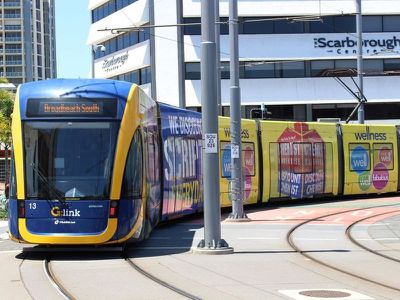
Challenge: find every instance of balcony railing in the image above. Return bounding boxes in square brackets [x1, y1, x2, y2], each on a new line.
[5, 37, 21, 42]
[0, 72, 22, 77]
[4, 2, 21, 7]
[4, 14, 21, 19]
[5, 49, 22, 54]
[6, 61, 22, 65]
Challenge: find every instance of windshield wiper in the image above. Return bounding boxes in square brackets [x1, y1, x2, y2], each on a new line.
[30, 163, 67, 206]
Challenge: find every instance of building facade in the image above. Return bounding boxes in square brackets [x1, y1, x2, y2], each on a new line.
[88, 0, 400, 122]
[0, 0, 56, 86]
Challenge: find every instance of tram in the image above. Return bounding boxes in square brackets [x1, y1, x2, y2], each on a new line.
[8, 79, 400, 245]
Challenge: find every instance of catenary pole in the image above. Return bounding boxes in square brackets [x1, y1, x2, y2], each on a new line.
[195, 0, 232, 254]
[215, 0, 222, 116]
[228, 0, 247, 220]
[356, 0, 365, 124]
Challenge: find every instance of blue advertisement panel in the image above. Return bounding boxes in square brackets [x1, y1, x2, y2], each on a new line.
[159, 104, 203, 221]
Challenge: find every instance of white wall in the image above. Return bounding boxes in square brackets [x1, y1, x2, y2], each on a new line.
[94, 40, 150, 78]
[185, 76, 400, 106]
[183, 0, 400, 17]
[153, 0, 180, 106]
[87, 0, 149, 45]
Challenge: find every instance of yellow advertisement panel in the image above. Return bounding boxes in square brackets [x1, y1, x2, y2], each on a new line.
[342, 124, 398, 195]
[261, 121, 339, 203]
[218, 117, 259, 207]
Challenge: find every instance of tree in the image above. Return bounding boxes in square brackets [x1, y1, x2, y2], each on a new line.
[0, 77, 15, 184]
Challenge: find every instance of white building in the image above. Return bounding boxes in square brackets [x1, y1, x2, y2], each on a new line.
[88, 0, 400, 121]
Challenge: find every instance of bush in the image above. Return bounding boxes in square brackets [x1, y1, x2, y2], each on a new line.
[0, 194, 8, 219]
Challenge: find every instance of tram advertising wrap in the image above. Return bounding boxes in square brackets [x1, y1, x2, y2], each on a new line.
[219, 117, 259, 207]
[159, 104, 203, 221]
[342, 124, 398, 195]
[260, 121, 340, 202]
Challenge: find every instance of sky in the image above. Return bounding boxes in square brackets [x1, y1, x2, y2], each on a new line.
[55, 0, 91, 79]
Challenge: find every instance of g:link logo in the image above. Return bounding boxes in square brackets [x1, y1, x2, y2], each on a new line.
[51, 206, 81, 217]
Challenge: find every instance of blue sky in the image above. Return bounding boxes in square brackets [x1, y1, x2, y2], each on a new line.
[55, 0, 91, 78]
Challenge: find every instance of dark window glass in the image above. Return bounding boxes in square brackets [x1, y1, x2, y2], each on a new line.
[121, 130, 142, 198]
[383, 15, 400, 32]
[311, 60, 335, 76]
[130, 70, 140, 84]
[243, 18, 273, 34]
[117, 0, 123, 10]
[117, 34, 124, 49]
[274, 19, 304, 33]
[335, 59, 357, 70]
[140, 67, 151, 84]
[184, 18, 201, 35]
[279, 61, 305, 78]
[220, 61, 230, 79]
[9, 152, 16, 199]
[384, 59, 400, 72]
[129, 31, 138, 45]
[244, 61, 274, 78]
[219, 17, 229, 35]
[364, 59, 383, 75]
[23, 122, 119, 200]
[139, 26, 150, 42]
[310, 17, 334, 33]
[334, 16, 355, 33]
[363, 16, 382, 32]
[123, 32, 130, 48]
[185, 62, 200, 80]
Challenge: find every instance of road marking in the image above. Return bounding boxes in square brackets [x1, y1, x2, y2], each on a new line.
[0, 233, 9, 240]
[237, 237, 280, 240]
[357, 237, 399, 241]
[294, 238, 337, 241]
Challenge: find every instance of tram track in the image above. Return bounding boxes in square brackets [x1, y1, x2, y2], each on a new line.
[43, 258, 76, 300]
[123, 248, 202, 300]
[346, 210, 400, 263]
[286, 203, 400, 293]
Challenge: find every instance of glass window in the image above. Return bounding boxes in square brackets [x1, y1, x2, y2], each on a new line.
[184, 18, 201, 35]
[364, 59, 383, 75]
[243, 18, 273, 34]
[117, 34, 124, 50]
[274, 19, 304, 34]
[384, 59, 400, 72]
[363, 16, 382, 32]
[335, 59, 357, 70]
[9, 152, 16, 199]
[373, 143, 393, 170]
[185, 62, 200, 80]
[310, 17, 334, 33]
[121, 130, 143, 198]
[311, 60, 335, 77]
[220, 61, 230, 79]
[334, 16, 355, 33]
[349, 143, 370, 172]
[129, 31, 138, 45]
[219, 17, 229, 35]
[244, 61, 274, 78]
[140, 67, 151, 84]
[279, 61, 305, 78]
[23, 122, 119, 200]
[383, 15, 400, 32]
[139, 26, 150, 42]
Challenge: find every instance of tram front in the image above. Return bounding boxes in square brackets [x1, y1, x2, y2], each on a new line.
[8, 79, 137, 245]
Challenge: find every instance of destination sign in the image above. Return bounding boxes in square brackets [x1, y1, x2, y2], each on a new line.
[26, 98, 117, 118]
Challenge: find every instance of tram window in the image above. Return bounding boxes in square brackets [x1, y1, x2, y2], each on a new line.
[121, 130, 143, 198]
[292, 142, 313, 174]
[9, 152, 16, 199]
[373, 143, 393, 170]
[349, 143, 370, 172]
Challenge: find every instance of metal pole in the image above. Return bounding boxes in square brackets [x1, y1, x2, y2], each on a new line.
[91, 46, 95, 78]
[356, 0, 365, 124]
[228, 0, 247, 220]
[196, 0, 232, 253]
[215, 0, 222, 116]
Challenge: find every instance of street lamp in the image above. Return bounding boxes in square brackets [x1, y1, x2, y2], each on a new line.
[92, 44, 105, 78]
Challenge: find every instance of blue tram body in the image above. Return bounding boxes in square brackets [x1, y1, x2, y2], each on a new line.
[8, 78, 400, 245]
[8, 79, 204, 244]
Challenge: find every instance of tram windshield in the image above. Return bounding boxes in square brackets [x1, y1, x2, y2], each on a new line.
[24, 121, 119, 200]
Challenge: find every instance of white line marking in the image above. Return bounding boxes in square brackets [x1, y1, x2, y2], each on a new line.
[237, 237, 280, 240]
[294, 238, 338, 241]
[357, 237, 400, 241]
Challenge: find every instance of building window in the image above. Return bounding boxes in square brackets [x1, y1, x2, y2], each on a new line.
[244, 61, 274, 78]
[92, 0, 137, 23]
[383, 15, 400, 32]
[185, 62, 201, 80]
[278, 61, 305, 78]
[384, 59, 400, 72]
[364, 59, 383, 75]
[183, 18, 201, 35]
[363, 16, 382, 32]
[311, 60, 335, 77]
[334, 16, 356, 33]
[274, 19, 304, 34]
[243, 17, 274, 34]
[140, 67, 151, 84]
